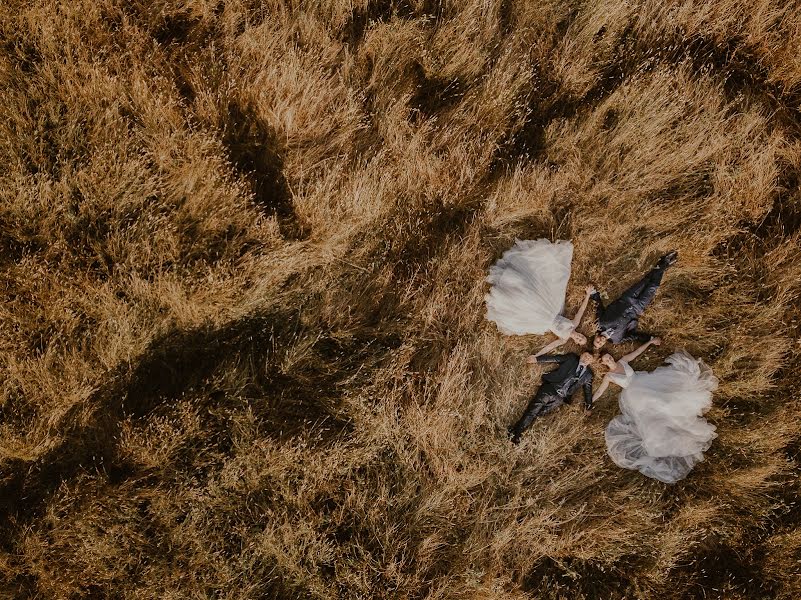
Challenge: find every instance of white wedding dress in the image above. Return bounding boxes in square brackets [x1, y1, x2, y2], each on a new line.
[604, 351, 718, 484]
[485, 239, 575, 338]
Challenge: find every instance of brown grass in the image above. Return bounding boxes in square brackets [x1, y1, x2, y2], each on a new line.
[1, 0, 801, 598]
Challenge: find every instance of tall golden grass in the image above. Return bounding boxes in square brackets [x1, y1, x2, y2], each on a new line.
[1, 0, 800, 598]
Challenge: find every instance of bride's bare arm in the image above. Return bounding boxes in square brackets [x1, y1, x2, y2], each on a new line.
[571, 285, 596, 328]
[592, 375, 611, 403]
[532, 338, 566, 358]
[620, 337, 661, 364]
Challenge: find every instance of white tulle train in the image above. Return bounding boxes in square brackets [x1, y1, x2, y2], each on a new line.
[485, 239, 575, 338]
[605, 351, 718, 484]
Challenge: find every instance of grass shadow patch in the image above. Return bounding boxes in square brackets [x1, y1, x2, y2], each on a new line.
[341, 0, 415, 47]
[523, 556, 639, 599]
[0, 307, 405, 533]
[410, 62, 467, 118]
[0, 311, 296, 527]
[0, 230, 43, 266]
[668, 539, 776, 599]
[222, 101, 309, 240]
[382, 199, 477, 280]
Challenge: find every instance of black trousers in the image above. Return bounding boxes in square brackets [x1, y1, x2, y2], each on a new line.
[510, 383, 564, 439]
[613, 264, 666, 316]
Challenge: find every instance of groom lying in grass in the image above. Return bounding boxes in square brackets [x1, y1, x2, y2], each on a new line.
[508, 352, 596, 444]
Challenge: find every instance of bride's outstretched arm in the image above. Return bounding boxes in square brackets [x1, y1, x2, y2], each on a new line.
[620, 337, 661, 364]
[533, 338, 566, 358]
[592, 375, 611, 403]
[571, 285, 596, 328]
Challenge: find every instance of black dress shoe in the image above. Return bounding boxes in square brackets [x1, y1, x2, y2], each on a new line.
[657, 250, 678, 269]
[507, 427, 521, 445]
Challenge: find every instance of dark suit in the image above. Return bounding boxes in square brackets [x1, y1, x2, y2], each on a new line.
[509, 353, 594, 443]
[591, 261, 668, 345]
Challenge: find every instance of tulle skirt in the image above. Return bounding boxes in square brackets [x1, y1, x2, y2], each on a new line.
[485, 239, 574, 337]
[605, 351, 718, 484]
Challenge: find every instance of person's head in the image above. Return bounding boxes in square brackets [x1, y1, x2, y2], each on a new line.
[600, 353, 617, 370]
[569, 331, 587, 346]
[579, 352, 595, 366]
[593, 334, 609, 350]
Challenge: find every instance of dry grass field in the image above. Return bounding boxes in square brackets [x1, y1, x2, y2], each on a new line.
[1, 0, 801, 598]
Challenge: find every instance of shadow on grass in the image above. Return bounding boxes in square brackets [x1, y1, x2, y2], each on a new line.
[0, 307, 404, 536]
[222, 101, 309, 240]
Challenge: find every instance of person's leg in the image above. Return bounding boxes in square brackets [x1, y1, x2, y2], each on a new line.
[614, 259, 672, 318]
[616, 265, 660, 301]
[509, 386, 557, 443]
[618, 252, 677, 311]
[628, 266, 666, 313]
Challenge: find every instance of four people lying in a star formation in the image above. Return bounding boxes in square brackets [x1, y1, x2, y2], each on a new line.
[486, 239, 717, 484]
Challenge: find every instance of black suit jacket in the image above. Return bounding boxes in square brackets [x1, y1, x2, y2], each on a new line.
[536, 353, 594, 409]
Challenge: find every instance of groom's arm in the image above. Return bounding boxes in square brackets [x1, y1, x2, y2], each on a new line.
[620, 321, 653, 344]
[583, 372, 594, 410]
[535, 354, 568, 365]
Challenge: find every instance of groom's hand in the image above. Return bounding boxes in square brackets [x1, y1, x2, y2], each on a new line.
[526, 355, 538, 365]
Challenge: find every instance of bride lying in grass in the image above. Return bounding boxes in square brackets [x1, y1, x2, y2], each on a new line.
[594, 338, 718, 484]
[485, 238, 593, 351]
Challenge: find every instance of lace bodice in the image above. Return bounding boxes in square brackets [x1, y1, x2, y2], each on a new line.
[550, 315, 575, 340]
[608, 361, 634, 388]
